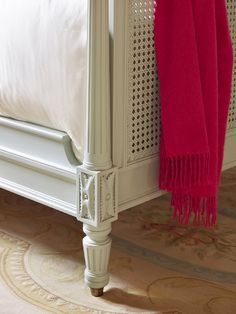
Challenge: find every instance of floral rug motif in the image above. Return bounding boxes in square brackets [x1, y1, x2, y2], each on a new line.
[0, 168, 236, 313]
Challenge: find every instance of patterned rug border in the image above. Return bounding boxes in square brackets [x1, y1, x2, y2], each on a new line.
[112, 207, 236, 285]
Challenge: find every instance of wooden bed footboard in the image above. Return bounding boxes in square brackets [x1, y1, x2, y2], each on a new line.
[0, 0, 235, 297]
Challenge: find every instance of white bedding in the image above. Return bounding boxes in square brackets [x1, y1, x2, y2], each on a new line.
[0, 0, 87, 161]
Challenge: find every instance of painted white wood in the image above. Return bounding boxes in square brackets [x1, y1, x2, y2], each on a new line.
[223, 129, 236, 170]
[110, 0, 163, 212]
[79, 0, 117, 292]
[110, 0, 128, 168]
[76, 167, 118, 227]
[0, 0, 235, 297]
[118, 156, 159, 210]
[83, 0, 112, 171]
[0, 117, 78, 216]
[0, 117, 79, 170]
[83, 223, 111, 289]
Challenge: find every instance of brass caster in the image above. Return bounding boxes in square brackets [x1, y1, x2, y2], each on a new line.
[90, 287, 104, 297]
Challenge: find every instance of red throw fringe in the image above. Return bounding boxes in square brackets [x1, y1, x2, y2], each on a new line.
[159, 153, 210, 190]
[171, 192, 217, 227]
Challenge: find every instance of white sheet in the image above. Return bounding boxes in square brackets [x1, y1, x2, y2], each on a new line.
[0, 0, 87, 161]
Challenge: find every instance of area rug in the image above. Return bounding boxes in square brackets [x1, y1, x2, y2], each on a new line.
[0, 168, 236, 314]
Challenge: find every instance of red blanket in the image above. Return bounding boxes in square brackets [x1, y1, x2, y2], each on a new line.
[154, 0, 233, 226]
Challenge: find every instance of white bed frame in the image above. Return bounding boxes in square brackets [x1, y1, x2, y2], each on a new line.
[0, 0, 236, 297]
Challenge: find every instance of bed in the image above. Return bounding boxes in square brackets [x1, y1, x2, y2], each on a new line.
[0, 0, 235, 297]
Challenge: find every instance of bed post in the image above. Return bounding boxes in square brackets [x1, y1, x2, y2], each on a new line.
[76, 0, 118, 297]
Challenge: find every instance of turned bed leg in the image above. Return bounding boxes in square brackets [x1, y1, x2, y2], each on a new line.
[83, 223, 112, 297]
[78, 0, 117, 298]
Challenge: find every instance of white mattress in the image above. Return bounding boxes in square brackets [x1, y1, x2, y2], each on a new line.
[0, 0, 87, 161]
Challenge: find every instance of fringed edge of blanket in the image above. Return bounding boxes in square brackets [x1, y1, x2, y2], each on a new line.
[159, 152, 210, 190]
[171, 192, 217, 227]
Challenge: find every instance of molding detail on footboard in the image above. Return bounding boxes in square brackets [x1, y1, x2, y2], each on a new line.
[77, 167, 118, 227]
[0, 117, 79, 216]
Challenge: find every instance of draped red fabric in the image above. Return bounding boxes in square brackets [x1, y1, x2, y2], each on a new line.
[154, 0, 234, 226]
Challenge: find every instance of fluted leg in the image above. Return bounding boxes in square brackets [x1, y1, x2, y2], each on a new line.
[83, 223, 112, 296]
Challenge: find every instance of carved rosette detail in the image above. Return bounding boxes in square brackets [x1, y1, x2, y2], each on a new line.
[77, 167, 118, 226]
